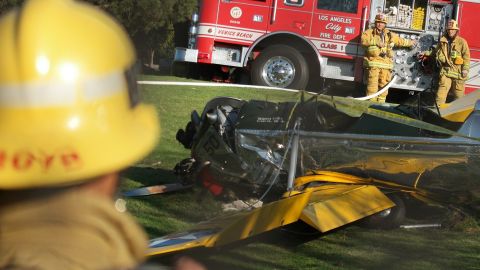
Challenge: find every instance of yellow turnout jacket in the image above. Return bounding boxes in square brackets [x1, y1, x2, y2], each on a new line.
[0, 189, 148, 270]
[361, 28, 413, 69]
[435, 35, 470, 79]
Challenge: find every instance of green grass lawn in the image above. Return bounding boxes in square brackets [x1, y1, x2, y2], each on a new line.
[123, 76, 480, 270]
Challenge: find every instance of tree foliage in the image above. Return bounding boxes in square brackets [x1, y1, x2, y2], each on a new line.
[0, 0, 197, 65]
[0, 0, 24, 15]
[86, 0, 197, 65]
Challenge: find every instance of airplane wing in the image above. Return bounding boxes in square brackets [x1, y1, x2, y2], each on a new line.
[148, 184, 394, 256]
[298, 184, 395, 233]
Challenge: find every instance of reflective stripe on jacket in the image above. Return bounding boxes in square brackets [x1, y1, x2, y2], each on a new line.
[361, 28, 412, 69]
[435, 35, 470, 79]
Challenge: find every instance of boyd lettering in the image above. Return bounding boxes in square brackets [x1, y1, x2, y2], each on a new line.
[0, 148, 82, 172]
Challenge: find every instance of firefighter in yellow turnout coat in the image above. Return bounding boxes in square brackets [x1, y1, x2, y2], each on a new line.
[361, 14, 415, 102]
[0, 0, 160, 269]
[433, 19, 470, 105]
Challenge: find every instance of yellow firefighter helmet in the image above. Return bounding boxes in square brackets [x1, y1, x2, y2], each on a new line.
[375, 13, 388, 24]
[0, 0, 159, 189]
[446, 19, 460, 30]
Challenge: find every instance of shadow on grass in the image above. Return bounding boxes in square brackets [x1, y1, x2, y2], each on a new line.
[331, 228, 477, 270]
[147, 222, 328, 270]
[123, 167, 224, 237]
[123, 166, 178, 187]
[148, 217, 480, 270]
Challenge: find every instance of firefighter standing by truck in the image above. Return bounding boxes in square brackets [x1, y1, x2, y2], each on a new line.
[431, 19, 470, 106]
[361, 13, 416, 102]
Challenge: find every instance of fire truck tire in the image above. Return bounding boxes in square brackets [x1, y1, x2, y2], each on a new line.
[251, 45, 309, 89]
[172, 62, 190, 78]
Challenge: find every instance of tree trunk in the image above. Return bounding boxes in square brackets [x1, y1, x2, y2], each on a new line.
[149, 49, 155, 69]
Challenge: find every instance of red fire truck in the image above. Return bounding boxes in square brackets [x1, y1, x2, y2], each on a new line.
[175, 0, 480, 94]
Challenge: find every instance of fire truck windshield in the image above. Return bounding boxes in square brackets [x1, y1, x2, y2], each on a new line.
[317, 0, 358, 14]
[285, 0, 304, 7]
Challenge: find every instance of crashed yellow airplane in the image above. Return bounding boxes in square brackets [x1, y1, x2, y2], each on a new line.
[149, 91, 480, 256]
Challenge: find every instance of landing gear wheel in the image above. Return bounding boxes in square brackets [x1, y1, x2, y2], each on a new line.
[361, 193, 406, 229]
[251, 45, 309, 89]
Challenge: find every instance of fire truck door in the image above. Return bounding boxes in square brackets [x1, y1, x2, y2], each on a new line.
[268, 0, 314, 37]
[457, 0, 480, 91]
[310, 0, 364, 59]
[215, 0, 271, 44]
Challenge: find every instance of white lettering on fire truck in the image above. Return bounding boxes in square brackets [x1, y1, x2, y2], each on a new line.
[320, 42, 338, 50]
[217, 29, 253, 40]
[218, 29, 236, 37]
[326, 23, 342, 33]
[318, 15, 352, 25]
[236, 32, 253, 39]
[320, 32, 345, 40]
[311, 39, 355, 55]
[253, 15, 263, 22]
[197, 24, 264, 42]
[319, 32, 331, 38]
[345, 27, 355, 34]
[330, 16, 352, 24]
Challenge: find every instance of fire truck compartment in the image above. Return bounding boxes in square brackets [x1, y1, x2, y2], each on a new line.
[175, 48, 199, 63]
[370, 0, 453, 34]
[211, 45, 249, 67]
[321, 58, 355, 81]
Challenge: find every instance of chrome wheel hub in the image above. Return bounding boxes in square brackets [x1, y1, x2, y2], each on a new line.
[261, 56, 295, 87]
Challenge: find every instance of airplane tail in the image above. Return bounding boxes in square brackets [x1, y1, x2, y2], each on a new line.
[457, 99, 480, 138]
[440, 90, 480, 122]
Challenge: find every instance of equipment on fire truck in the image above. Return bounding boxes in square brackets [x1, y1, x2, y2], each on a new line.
[175, 0, 478, 95]
[427, 4, 453, 33]
[378, 0, 452, 34]
[412, 7, 426, 30]
[382, 0, 428, 31]
[369, 0, 456, 90]
[399, 4, 413, 28]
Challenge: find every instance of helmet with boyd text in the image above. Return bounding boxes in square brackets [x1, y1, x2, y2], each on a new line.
[0, 0, 159, 189]
[375, 13, 388, 24]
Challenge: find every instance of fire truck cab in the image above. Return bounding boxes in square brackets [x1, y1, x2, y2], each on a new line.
[175, 0, 480, 94]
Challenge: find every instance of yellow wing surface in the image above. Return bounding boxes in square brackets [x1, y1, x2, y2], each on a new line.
[148, 181, 394, 256]
[439, 89, 480, 122]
